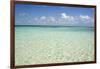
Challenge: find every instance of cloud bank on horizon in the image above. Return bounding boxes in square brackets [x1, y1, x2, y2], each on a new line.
[15, 4, 94, 27]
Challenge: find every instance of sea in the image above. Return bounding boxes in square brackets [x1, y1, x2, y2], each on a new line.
[15, 25, 94, 65]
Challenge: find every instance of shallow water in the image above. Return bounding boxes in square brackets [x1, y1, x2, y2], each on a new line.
[15, 26, 94, 65]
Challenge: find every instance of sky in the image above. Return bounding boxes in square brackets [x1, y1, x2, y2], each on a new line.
[15, 4, 95, 27]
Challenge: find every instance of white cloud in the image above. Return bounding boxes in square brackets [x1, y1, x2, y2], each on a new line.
[34, 17, 38, 21]
[70, 16, 74, 21]
[79, 15, 93, 24]
[19, 13, 26, 16]
[31, 14, 93, 26]
[40, 16, 46, 20]
[61, 13, 70, 19]
[61, 13, 75, 21]
[48, 17, 55, 22]
[80, 15, 90, 20]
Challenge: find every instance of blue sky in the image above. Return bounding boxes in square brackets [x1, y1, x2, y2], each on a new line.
[15, 4, 94, 27]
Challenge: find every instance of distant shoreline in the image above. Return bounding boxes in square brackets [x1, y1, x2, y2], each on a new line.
[15, 25, 94, 28]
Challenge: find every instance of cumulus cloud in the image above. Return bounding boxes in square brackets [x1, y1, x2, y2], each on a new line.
[34, 17, 38, 21]
[80, 15, 90, 20]
[61, 13, 75, 22]
[40, 16, 46, 20]
[48, 17, 55, 22]
[61, 13, 70, 19]
[79, 15, 93, 24]
[31, 13, 93, 26]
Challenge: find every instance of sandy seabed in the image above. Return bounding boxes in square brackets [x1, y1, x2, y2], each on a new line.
[15, 27, 94, 65]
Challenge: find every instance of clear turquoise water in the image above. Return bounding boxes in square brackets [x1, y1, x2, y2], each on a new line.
[15, 26, 94, 65]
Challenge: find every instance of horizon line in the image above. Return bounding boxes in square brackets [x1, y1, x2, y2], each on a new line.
[15, 25, 94, 28]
